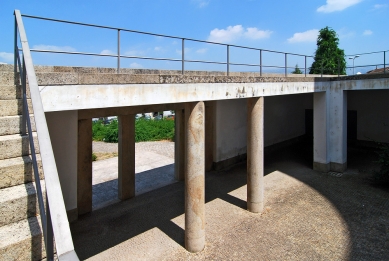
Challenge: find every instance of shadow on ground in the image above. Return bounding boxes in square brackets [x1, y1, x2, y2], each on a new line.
[71, 140, 389, 260]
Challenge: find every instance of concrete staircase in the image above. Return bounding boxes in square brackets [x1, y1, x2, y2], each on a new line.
[0, 64, 46, 261]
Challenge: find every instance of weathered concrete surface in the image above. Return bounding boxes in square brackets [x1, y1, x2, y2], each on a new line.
[77, 119, 92, 215]
[0, 217, 45, 261]
[0, 99, 32, 116]
[0, 133, 39, 160]
[70, 143, 389, 261]
[247, 97, 264, 213]
[0, 155, 43, 189]
[174, 109, 185, 181]
[185, 102, 205, 253]
[0, 114, 36, 135]
[118, 114, 135, 200]
[0, 180, 45, 227]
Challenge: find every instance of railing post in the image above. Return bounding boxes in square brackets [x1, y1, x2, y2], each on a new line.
[182, 38, 185, 75]
[21, 58, 27, 135]
[384, 51, 386, 74]
[46, 199, 54, 261]
[304, 56, 307, 77]
[260, 49, 262, 77]
[284, 53, 287, 77]
[227, 45, 230, 76]
[14, 16, 17, 84]
[117, 29, 120, 73]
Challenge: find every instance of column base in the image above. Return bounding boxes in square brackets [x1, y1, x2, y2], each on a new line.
[185, 235, 205, 253]
[247, 201, 263, 213]
[313, 162, 330, 172]
[330, 162, 347, 172]
[67, 208, 78, 223]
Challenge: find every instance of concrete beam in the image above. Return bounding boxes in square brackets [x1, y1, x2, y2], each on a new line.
[77, 119, 92, 215]
[40, 81, 331, 112]
[185, 101, 205, 253]
[78, 103, 184, 120]
[247, 97, 264, 213]
[118, 115, 135, 200]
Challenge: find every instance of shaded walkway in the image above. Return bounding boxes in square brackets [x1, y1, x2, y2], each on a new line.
[71, 142, 389, 260]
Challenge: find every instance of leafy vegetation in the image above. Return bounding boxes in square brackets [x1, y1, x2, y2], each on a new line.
[310, 26, 346, 75]
[292, 64, 302, 74]
[92, 118, 175, 143]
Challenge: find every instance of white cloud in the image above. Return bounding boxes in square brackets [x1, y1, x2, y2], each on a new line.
[373, 4, 388, 9]
[287, 29, 319, 43]
[100, 49, 115, 55]
[208, 25, 272, 43]
[363, 30, 373, 36]
[129, 62, 143, 68]
[244, 28, 272, 39]
[192, 0, 209, 8]
[0, 62, 7, 64]
[196, 48, 208, 54]
[32, 45, 76, 52]
[154, 46, 162, 51]
[317, 0, 363, 13]
[0, 52, 13, 63]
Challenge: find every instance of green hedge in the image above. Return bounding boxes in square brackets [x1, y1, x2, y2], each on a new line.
[92, 118, 175, 143]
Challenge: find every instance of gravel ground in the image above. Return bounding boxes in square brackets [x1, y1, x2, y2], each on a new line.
[71, 142, 389, 261]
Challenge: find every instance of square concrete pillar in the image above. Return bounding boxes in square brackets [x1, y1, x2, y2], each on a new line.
[185, 101, 205, 253]
[205, 101, 214, 172]
[329, 89, 348, 172]
[174, 109, 185, 181]
[247, 97, 264, 213]
[77, 118, 92, 215]
[313, 92, 330, 172]
[118, 114, 135, 200]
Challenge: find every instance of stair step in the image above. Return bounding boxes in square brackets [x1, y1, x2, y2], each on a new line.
[0, 115, 36, 135]
[0, 99, 33, 117]
[0, 85, 30, 100]
[0, 155, 43, 189]
[0, 72, 18, 86]
[0, 216, 45, 261]
[0, 180, 45, 227]
[0, 133, 39, 160]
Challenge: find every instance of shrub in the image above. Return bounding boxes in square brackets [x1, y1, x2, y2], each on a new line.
[92, 118, 175, 143]
[92, 153, 97, 161]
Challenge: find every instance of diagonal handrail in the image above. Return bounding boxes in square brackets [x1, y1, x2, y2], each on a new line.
[14, 9, 79, 261]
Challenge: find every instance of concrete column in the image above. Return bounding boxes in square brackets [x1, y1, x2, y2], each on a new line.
[118, 114, 135, 200]
[174, 109, 185, 181]
[329, 88, 348, 172]
[185, 101, 205, 253]
[247, 97, 264, 213]
[77, 118, 92, 215]
[313, 92, 330, 172]
[205, 101, 214, 171]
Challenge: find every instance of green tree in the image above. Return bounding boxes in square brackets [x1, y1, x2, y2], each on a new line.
[310, 26, 346, 75]
[292, 64, 302, 74]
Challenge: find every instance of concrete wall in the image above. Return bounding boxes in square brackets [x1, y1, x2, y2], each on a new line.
[213, 93, 313, 163]
[46, 110, 78, 212]
[348, 90, 389, 143]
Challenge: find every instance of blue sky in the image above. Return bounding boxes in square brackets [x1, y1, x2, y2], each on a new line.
[0, 0, 388, 74]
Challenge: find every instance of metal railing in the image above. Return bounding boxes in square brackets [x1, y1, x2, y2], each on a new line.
[14, 10, 79, 261]
[19, 12, 387, 77]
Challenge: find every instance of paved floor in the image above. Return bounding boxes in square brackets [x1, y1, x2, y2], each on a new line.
[92, 141, 175, 209]
[71, 142, 389, 261]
